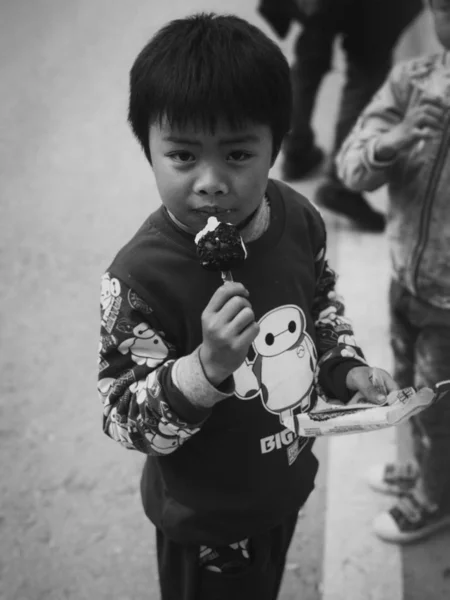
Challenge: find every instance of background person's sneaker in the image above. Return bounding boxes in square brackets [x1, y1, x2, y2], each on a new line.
[373, 490, 450, 544]
[367, 462, 419, 496]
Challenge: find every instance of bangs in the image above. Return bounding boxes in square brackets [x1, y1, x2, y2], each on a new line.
[155, 84, 258, 136]
[151, 39, 278, 134]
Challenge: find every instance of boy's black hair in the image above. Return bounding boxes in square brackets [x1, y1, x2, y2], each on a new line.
[128, 12, 292, 164]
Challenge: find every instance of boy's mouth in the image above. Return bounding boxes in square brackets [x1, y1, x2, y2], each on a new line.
[194, 207, 235, 217]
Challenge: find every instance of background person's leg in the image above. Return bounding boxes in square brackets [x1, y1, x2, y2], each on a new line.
[373, 290, 450, 542]
[315, 0, 422, 231]
[414, 325, 450, 514]
[337, 0, 422, 152]
[281, 17, 335, 180]
[368, 281, 421, 496]
[389, 281, 425, 477]
[389, 281, 418, 392]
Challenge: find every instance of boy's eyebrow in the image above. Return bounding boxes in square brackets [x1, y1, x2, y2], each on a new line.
[163, 134, 261, 145]
[218, 134, 261, 145]
[163, 136, 201, 145]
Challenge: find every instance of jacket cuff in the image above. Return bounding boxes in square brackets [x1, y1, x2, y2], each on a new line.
[155, 361, 210, 425]
[318, 358, 364, 403]
[172, 347, 234, 411]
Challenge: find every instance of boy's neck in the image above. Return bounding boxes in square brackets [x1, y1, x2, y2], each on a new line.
[166, 196, 271, 243]
[240, 196, 270, 243]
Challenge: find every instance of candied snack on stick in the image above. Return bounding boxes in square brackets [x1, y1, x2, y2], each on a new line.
[195, 216, 247, 282]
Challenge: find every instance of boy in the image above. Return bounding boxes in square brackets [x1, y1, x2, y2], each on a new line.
[336, 0, 450, 544]
[97, 13, 397, 598]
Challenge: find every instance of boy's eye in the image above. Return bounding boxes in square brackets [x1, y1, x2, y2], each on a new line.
[228, 150, 252, 162]
[168, 151, 195, 163]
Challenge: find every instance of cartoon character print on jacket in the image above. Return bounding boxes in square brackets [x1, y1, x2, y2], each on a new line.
[99, 369, 200, 455]
[314, 305, 357, 351]
[131, 372, 200, 454]
[100, 273, 120, 312]
[115, 319, 169, 367]
[100, 273, 122, 334]
[234, 305, 317, 422]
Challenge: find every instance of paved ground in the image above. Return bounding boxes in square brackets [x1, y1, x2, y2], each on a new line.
[1, 2, 449, 599]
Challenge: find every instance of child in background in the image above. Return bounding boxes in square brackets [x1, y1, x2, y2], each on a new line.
[337, 0, 450, 544]
[97, 13, 397, 598]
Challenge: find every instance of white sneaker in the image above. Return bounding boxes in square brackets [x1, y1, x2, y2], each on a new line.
[373, 491, 450, 544]
[367, 462, 418, 496]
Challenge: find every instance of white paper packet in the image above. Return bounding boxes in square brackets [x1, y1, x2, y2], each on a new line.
[282, 380, 450, 437]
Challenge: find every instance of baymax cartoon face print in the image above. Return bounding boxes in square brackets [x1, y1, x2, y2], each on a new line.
[257, 305, 303, 357]
[116, 320, 169, 367]
[131, 378, 200, 455]
[234, 305, 317, 422]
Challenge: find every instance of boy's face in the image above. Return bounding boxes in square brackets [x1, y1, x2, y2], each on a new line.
[432, 0, 450, 49]
[148, 118, 273, 234]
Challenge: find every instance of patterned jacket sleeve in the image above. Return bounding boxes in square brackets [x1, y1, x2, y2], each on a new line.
[98, 272, 211, 456]
[312, 247, 367, 401]
[336, 61, 411, 192]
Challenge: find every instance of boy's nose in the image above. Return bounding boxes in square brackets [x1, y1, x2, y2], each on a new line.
[193, 167, 229, 196]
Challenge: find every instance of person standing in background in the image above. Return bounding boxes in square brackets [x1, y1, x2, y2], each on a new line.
[336, 0, 450, 544]
[258, 0, 423, 232]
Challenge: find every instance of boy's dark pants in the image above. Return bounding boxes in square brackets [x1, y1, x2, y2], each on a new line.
[156, 511, 298, 599]
[390, 280, 450, 512]
[287, 0, 422, 176]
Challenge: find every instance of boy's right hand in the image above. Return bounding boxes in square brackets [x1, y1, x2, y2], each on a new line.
[199, 282, 260, 388]
[375, 97, 445, 160]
